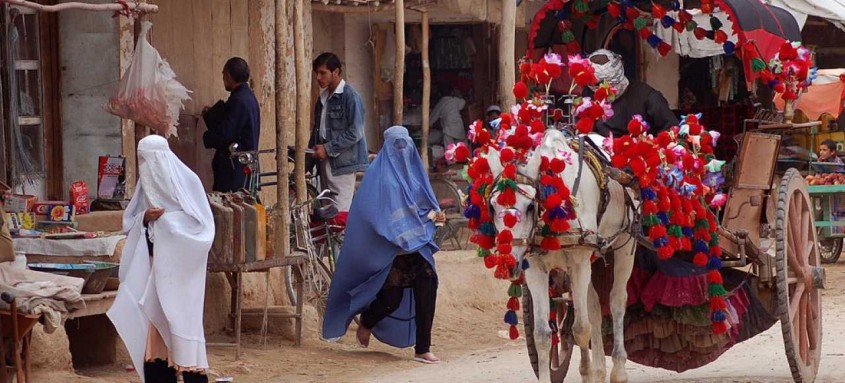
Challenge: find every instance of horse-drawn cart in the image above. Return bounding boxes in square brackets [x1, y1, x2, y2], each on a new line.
[517, 127, 824, 383]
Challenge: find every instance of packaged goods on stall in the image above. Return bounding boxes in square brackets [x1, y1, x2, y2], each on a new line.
[97, 156, 126, 201]
[70, 181, 90, 215]
[4, 194, 36, 213]
[32, 202, 76, 222]
[105, 21, 190, 137]
[5, 212, 35, 231]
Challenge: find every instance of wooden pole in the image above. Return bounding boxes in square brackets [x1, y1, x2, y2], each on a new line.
[4, 0, 159, 13]
[275, 0, 293, 260]
[293, 0, 309, 203]
[498, 0, 516, 111]
[420, 11, 430, 170]
[118, 12, 136, 196]
[393, 0, 405, 125]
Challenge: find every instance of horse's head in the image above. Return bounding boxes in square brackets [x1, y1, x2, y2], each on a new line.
[483, 148, 538, 262]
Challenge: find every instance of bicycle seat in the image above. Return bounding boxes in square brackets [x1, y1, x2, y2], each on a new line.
[312, 205, 339, 222]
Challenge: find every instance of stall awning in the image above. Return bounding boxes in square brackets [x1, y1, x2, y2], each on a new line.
[763, 0, 845, 30]
[775, 69, 845, 119]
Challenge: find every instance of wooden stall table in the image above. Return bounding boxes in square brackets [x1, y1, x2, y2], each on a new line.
[0, 292, 41, 383]
[207, 253, 306, 360]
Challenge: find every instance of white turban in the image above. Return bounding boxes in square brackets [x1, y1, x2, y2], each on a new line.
[589, 49, 630, 96]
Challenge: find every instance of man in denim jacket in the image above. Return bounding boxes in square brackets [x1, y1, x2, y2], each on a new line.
[310, 52, 369, 211]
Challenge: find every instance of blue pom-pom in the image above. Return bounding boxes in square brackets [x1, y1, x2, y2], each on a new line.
[694, 240, 709, 253]
[464, 204, 481, 220]
[657, 212, 669, 225]
[723, 41, 735, 55]
[641, 188, 657, 200]
[708, 255, 722, 270]
[653, 237, 669, 248]
[646, 34, 661, 49]
[522, 258, 530, 270]
[661, 16, 675, 28]
[682, 227, 694, 237]
[706, 30, 715, 40]
[504, 310, 519, 325]
[711, 310, 727, 322]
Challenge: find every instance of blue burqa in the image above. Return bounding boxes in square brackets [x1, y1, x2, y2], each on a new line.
[322, 126, 440, 348]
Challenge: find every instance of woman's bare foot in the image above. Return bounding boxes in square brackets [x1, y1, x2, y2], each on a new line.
[355, 325, 371, 348]
[413, 352, 440, 364]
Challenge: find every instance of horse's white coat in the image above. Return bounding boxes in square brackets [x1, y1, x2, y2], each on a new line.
[486, 130, 637, 383]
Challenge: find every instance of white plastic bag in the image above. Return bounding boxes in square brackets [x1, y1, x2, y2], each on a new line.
[106, 21, 190, 138]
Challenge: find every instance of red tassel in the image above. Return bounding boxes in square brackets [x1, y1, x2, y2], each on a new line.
[711, 245, 722, 257]
[503, 213, 518, 228]
[497, 188, 517, 207]
[707, 270, 723, 284]
[550, 219, 571, 233]
[483, 254, 498, 269]
[657, 246, 674, 260]
[710, 296, 727, 310]
[549, 158, 566, 174]
[497, 230, 514, 244]
[494, 263, 511, 279]
[712, 321, 728, 335]
[509, 325, 519, 340]
[507, 297, 520, 311]
[540, 236, 561, 251]
[500, 147, 515, 163]
[693, 252, 709, 267]
[476, 235, 495, 250]
[544, 193, 563, 210]
[497, 243, 513, 255]
[657, 42, 673, 57]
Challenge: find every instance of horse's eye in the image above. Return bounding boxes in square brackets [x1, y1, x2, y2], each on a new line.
[526, 203, 535, 212]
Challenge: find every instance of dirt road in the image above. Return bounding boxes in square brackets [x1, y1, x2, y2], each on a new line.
[67, 251, 845, 383]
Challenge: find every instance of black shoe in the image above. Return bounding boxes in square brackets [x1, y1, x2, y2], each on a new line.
[182, 371, 209, 383]
[143, 359, 177, 383]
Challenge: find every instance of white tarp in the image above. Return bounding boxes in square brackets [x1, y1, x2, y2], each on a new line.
[764, 0, 845, 30]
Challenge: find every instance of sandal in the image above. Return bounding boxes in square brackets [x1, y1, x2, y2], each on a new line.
[413, 353, 441, 364]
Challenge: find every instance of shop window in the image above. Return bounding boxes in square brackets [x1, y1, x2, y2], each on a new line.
[11, 7, 44, 173]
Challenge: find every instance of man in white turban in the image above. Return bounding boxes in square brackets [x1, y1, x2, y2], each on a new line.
[588, 49, 679, 136]
[108, 135, 215, 383]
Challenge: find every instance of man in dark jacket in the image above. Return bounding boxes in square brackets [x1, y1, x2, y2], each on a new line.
[310, 52, 369, 211]
[202, 57, 261, 192]
[588, 49, 678, 137]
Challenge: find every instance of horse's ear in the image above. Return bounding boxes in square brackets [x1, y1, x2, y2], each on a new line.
[485, 149, 504, 178]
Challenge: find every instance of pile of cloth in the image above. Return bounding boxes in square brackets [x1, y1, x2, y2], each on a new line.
[0, 263, 85, 333]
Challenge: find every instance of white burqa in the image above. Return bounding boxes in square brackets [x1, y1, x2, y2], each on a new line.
[107, 135, 215, 382]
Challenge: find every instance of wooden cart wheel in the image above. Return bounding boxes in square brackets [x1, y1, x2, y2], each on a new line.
[776, 168, 824, 383]
[522, 283, 573, 383]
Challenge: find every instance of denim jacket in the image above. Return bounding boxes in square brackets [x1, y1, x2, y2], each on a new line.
[310, 83, 369, 175]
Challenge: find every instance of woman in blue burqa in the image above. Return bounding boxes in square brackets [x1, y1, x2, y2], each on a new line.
[322, 126, 445, 364]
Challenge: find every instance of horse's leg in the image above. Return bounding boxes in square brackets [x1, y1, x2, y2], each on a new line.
[587, 282, 607, 383]
[609, 237, 636, 383]
[568, 251, 594, 382]
[525, 259, 553, 382]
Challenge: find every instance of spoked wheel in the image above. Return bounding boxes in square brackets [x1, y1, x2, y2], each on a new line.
[285, 258, 332, 315]
[818, 236, 843, 264]
[522, 279, 574, 383]
[776, 168, 825, 383]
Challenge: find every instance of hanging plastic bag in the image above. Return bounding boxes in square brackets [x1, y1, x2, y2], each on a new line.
[106, 21, 190, 138]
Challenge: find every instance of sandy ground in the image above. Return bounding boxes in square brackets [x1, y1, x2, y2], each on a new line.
[43, 250, 845, 383]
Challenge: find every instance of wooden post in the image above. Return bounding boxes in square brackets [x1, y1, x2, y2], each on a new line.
[420, 11, 431, 170]
[498, 0, 516, 111]
[293, 0, 309, 203]
[118, 12, 136, 197]
[275, 0, 293, 260]
[393, 0, 405, 125]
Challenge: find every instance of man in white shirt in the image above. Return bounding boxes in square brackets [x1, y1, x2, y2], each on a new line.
[430, 90, 467, 146]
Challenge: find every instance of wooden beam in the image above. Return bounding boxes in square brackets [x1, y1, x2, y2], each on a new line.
[5, 0, 159, 13]
[275, 0, 293, 261]
[393, 0, 405, 125]
[294, 0, 310, 203]
[312, 3, 394, 13]
[498, 0, 516, 111]
[420, 11, 430, 170]
[118, 10, 136, 196]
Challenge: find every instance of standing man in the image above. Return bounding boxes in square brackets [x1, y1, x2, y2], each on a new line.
[311, 52, 369, 212]
[202, 57, 261, 193]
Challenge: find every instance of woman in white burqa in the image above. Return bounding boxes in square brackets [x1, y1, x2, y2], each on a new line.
[108, 135, 215, 383]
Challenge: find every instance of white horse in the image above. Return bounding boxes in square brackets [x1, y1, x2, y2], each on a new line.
[486, 129, 638, 383]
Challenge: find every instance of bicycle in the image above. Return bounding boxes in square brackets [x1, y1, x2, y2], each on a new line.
[287, 189, 343, 315]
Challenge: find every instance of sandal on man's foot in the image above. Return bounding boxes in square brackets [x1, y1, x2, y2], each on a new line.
[413, 353, 441, 364]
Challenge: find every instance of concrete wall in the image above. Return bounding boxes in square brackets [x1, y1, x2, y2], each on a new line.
[59, 4, 121, 197]
[345, 14, 378, 150]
